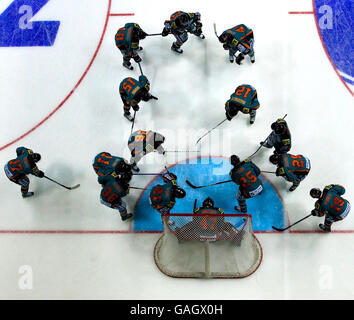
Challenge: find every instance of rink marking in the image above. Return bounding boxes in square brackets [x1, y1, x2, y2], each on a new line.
[289, 2, 353, 96]
[288, 11, 314, 14]
[0, 1, 137, 151]
[0, 230, 353, 234]
[109, 13, 134, 16]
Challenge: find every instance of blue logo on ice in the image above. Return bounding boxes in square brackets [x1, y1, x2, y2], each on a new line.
[314, 0, 354, 85]
[133, 157, 285, 232]
[0, 0, 60, 47]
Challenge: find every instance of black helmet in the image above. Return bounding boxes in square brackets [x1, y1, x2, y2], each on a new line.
[175, 187, 186, 199]
[178, 13, 189, 26]
[32, 153, 41, 163]
[202, 197, 214, 208]
[310, 188, 322, 199]
[269, 154, 280, 165]
[218, 33, 229, 43]
[230, 154, 240, 167]
[271, 120, 287, 134]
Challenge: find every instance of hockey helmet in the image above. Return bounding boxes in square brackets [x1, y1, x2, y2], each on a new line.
[32, 153, 41, 163]
[175, 187, 186, 199]
[230, 154, 240, 167]
[310, 188, 322, 199]
[202, 197, 214, 208]
[271, 119, 287, 134]
[269, 154, 281, 165]
[178, 13, 189, 26]
[218, 33, 229, 43]
[139, 75, 150, 91]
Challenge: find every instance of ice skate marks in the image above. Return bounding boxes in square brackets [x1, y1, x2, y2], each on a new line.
[313, 0, 354, 94]
[133, 157, 285, 232]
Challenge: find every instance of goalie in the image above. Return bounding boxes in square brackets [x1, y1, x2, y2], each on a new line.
[175, 197, 243, 244]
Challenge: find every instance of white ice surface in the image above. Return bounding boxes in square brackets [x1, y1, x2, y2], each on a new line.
[0, 0, 353, 299]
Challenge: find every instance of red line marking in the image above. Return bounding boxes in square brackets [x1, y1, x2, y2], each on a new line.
[0, 0, 116, 152]
[288, 11, 314, 14]
[109, 13, 134, 16]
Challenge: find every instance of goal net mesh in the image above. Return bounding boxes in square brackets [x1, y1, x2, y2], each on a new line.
[154, 213, 262, 278]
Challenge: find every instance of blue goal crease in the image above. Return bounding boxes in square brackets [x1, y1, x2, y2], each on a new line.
[133, 158, 285, 232]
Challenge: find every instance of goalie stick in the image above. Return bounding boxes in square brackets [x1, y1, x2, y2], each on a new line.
[272, 213, 312, 231]
[44, 175, 80, 190]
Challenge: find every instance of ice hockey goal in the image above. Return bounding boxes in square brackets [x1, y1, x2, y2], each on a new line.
[154, 213, 262, 278]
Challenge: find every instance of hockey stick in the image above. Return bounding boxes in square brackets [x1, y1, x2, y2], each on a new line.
[132, 173, 162, 176]
[147, 33, 162, 36]
[272, 213, 312, 232]
[195, 118, 228, 145]
[130, 110, 136, 136]
[261, 171, 276, 174]
[44, 176, 80, 190]
[186, 179, 232, 189]
[137, 62, 144, 76]
[213, 23, 219, 38]
[193, 199, 197, 210]
[130, 186, 151, 191]
[214, 23, 239, 65]
[154, 150, 200, 153]
[247, 114, 288, 159]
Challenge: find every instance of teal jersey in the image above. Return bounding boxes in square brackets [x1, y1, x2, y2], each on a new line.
[99, 174, 128, 206]
[119, 77, 144, 105]
[128, 130, 156, 156]
[281, 154, 311, 182]
[149, 181, 176, 210]
[315, 185, 350, 218]
[230, 161, 262, 195]
[92, 152, 124, 176]
[115, 23, 135, 51]
[227, 84, 260, 113]
[6, 147, 40, 178]
[164, 11, 198, 33]
[221, 24, 253, 53]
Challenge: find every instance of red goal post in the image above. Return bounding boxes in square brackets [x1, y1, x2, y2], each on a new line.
[154, 213, 263, 279]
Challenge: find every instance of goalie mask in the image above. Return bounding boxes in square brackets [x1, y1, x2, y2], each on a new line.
[202, 197, 214, 208]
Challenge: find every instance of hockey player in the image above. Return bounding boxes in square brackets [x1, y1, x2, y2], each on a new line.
[225, 84, 260, 124]
[310, 185, 351, 232]
[175, 197, 241, 243]
[161, 11, 205, 54]
[269, 153, 311, 191]
[261, 118, 292, 159]
[128, 130, 166, 172]
[229, 155, 263, 213]
[119, 75, 158, 122]
[4, 147, 45, 198]
[98, 171, 133, 221]
[149, 172, 186, 214]
[115, 23, 147, 70]
[218, 24, 255, 64]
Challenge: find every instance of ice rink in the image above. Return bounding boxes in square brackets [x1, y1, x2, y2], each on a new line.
[0, 0, 353, 299]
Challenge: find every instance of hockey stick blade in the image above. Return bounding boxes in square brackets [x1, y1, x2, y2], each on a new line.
[186, 180, 200, 189]
[68, 184, 80, 190]
[271, 226, 286, 232]
[272, 213, 312, 232]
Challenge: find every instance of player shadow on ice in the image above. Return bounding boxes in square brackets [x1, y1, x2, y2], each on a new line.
[34, 162, 81, 195]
